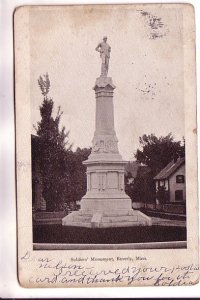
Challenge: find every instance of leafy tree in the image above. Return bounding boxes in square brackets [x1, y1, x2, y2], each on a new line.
[36, 74, 71, 151]
[67, 147, 92, 203]
[135, 133, 185, 176]
[125, 167, 155, 205]
[156, 186, 169, 204]
[35, 73, 72, 211]
[34, 73, 92, 211]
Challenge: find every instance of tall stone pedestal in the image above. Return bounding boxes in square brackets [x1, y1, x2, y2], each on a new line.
[62, 76, 152, 228]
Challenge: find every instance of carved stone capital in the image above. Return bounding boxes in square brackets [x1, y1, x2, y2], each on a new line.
[93, 77, 116, 91]
[92, 135, 119, 154]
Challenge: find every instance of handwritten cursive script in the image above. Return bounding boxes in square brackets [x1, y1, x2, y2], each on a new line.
[20, 252, 199, 287]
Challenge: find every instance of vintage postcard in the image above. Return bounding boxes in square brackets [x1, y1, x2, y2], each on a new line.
[15, 4, 199, 287]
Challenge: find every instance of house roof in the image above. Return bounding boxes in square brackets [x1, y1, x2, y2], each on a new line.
[154, 157, 185, 180]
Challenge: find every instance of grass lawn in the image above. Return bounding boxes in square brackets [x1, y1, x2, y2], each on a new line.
[33, 224, 186, 244]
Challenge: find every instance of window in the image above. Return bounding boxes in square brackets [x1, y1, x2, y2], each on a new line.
[158, 180, 164, 187]
[175, 190, 183, 201]
[176, 175, 185, 183]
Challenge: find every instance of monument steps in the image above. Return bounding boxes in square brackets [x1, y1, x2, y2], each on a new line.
[99, 221, 147, 228]
[62, 219, 147, 228]
[101, 215, 138, 222]
[73, 216, 92, 222]
[80, 210, 134, 216]
[64, 222, 93, 228]
[62, 210, 152, 228]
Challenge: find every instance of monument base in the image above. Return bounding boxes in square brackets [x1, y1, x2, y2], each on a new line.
[62, 202, 152, 228]
[62, 75, 152, 229]
[62, 163, 152, 228]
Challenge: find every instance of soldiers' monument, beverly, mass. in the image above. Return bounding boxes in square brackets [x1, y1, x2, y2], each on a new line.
[62, 37, 152, 228]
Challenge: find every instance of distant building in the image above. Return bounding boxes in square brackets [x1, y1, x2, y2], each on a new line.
[154, 157, 185, 203]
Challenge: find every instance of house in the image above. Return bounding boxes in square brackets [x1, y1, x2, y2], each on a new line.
[154, 157, 185, 204]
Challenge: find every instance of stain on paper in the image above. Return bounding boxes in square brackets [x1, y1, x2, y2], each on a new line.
[138, 10, 169, 39]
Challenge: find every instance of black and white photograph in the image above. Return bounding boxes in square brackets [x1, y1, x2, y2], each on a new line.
[30, 5, 186, 248]
[14, 4, 199, 288]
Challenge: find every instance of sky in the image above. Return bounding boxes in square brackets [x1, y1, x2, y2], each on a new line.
[30, 5, 185, 160]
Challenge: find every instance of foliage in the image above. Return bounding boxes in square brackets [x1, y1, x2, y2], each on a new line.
[135, 133, 185, 176]
[67, 147, 91, 203]
[126, 133, 185, 205]
[38, 73, 50, 96]
[34, 73, 91, 211]
[125, 168, 155, 204]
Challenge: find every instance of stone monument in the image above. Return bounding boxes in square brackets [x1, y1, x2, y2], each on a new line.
[62, 37, 152, 228]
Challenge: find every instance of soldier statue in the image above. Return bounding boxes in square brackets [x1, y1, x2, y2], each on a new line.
[95, 36, 111, 77]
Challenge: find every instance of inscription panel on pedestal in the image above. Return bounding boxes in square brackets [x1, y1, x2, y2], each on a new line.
[90, 172, 99, 190]
[107, 172, 118, 189]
